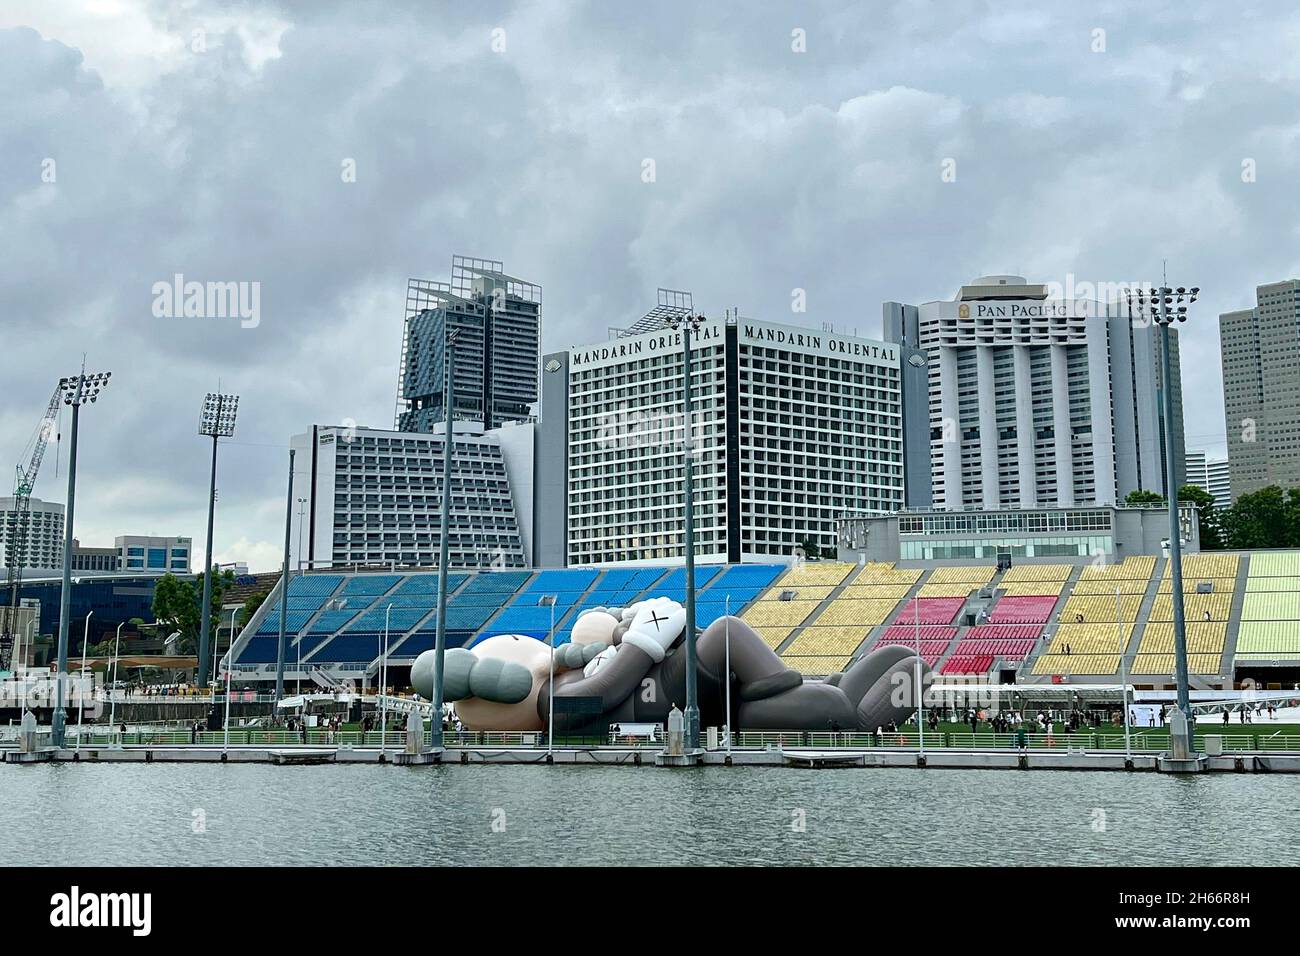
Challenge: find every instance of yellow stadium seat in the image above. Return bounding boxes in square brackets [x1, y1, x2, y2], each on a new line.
[741, 600, 820, 628]
[917, 582, 979, 598]
[1245, 575, 1300, 592]
[1157, 576, 1236, 594]
[809, 599, 901, 627]
[1136, 622, 1227, 655]
[1058, 594, 1143, 622]
[783, 656, 849, 676]
[854, 563, 923, 586]
[925, 565, 995, 585]
[1148, 592, 1232, 622]
[1131, 654, 1224, 676]
[839, 584, 913, 601]
[1077, 556, 1155, 581]
[752, 626, 795, 649]
[1161, 553, 1238, 579]
[777, 564, 854, 587]
[999, 564, 1072, 583]
[1048, 623, 1132, 655]
[998, 581, 1069, 597]
[783, 627, 870, 657]
[1234, 622, 1300, 656]
[1070, 578, 1149, 595]
[758, 584, 834, 602]
[1032, 653, 1119, 676]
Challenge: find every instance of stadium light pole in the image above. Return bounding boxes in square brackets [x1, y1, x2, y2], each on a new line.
[108, 621, 125, 742]
[431, 328, 461, 753]
[274, 448, 294, 704]
[914, 594, 925, 756]
[198, 392, 239, 690]
[380, 603, 392, 752]
[724, 595, 732, 754]
[52, 367, 111, 748]
[665, 311, 706, 752]
[76, 610, 92, 751]
[540, 594, 557, 759]
[296, 497, 307, 572]
[1116, 586, 1131, 762]
[1127, 278, 1199, 758]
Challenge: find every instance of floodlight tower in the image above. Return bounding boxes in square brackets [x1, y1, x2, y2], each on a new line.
[1126, 278, 1199, 757]
[197, 392, 239, 689]
[51, 367, 112, 748]
[664, 310, 708, 752]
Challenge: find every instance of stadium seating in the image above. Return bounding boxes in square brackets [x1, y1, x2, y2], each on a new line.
[812, 599, 902, 627]
[1136, 622, 1226, 655]
[776, 563, 855, 587]
[854, 563, 922, 586]
[1046, 623, 1132, 655]
[941, 655, 994, 675]
[894, 597, 964, 625]
[1248, 551, 1300, 577]
[783, 656, 849, 676]
[1000, 564, 1072, 583]
[1070, 577, 1149, 595]
[339, 574, 403, 597]
[1076, 555, 1155, 582]
[1131, 654, 1225, 675]
[1162, 553, 1239, 580]
[989, 595, 1057, 624]
[1031, 653, 1120, 676]
[1236, 622, 1300, 659]
[1245, 575, 1300, 592]
[742, 600, 820, 629]
[783, 627, 872, 657]
[1232, 551, 1300, 661]
[877, 624, 958, 642]
[1058, 593, 1143, 623]
[761, 584, 836, 602]
[838, 583, 913, 601]
[1149, 592, 1232, 622]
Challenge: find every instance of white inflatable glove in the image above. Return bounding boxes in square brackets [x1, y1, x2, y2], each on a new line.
[583, 644, 618, 677]
[620, 597, 686, 663]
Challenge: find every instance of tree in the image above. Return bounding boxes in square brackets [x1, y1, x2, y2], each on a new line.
[1178, 484, 1224, 551]
[1124, 489, 1165, 506]
[151, 568, 236, 655]
[1218, 486, 1300, 550]
[239, 589, 271, 628]
[798, 538, 822, 560]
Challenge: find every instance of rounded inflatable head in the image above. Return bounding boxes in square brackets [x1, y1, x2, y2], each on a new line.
[456, 634, 551, 731]
[571, 608, 619, 647]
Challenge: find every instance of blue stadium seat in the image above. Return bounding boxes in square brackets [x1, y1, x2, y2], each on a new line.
[339, 575, 403, 597]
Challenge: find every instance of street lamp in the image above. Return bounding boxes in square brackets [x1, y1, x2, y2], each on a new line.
[76, 610, 93, 751]
[108, 620, 125, 744]
[724, 595, 732, 754]
[197, 391, 239, 690]
[431, 328, 461, 753]
[380, 603, 392, 752]
[296, 497, 307, 572]
[1126, 278, 1199, 759]
[539, 595, 558, 759]
[52, 367, 111, 748]
[913, 593, 925, 758]
[664, 311, 707, 752]
[1116, 586, 1131, 763]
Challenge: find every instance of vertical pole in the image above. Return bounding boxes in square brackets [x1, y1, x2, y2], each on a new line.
[223, 666, 231, 753]
[432, 331, 456, 752]
[682, 321, 700, 751]
[915, 594, 925, 754]
[109, 622, 123, 739]
[381, 604, 390, 752]
[1160, 311, 1192, 732]
[547, 599, 555, 759]
[1118, 585, 1130, 760]
[76, 610, 91, 751]
[724, 595, 731, 754]
[52, 400, 80, 748]
[274, 448, 294, 703]
[198, 396, 221, 689]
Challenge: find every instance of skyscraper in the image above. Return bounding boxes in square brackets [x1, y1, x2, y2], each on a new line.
[885, 275, 1185, 510]
[1219, 279, 1300, 499]
[396, 255, 541, 432]
[1185, 450, 1232, 508]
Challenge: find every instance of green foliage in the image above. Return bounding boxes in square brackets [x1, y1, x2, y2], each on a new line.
[239, 589, 271, 628]
[1124, 489, 1166, 506]
[150, 567, 236, 655]
[1178, 484, 1224, 551]
[1218, 485, 1300, 550]
[799, 538, 822, 560]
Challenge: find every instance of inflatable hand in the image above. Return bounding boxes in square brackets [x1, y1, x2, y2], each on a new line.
[583, 644, 618, 676]
[553, 640, 607, 670]
[621, 597, 686, 663]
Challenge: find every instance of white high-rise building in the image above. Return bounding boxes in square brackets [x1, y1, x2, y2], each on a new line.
[1185, 450, 1232, 508]
[545, 310, 914, 566]
[290, 422, 536, 570]
[885, 275, 1184, 510]
[1219, 279, 1300, 499]
[0, 496, 64, 571]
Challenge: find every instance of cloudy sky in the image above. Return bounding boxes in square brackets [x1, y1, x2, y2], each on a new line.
[3, 0, 1297, 572]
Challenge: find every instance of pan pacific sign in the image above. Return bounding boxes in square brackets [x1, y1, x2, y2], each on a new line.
[955, 300, 1092, 319]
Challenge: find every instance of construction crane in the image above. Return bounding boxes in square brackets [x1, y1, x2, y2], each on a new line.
[1, 384, 62, 671]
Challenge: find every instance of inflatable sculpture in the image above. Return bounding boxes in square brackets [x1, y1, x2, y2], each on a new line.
[411, 597, 931, 733]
